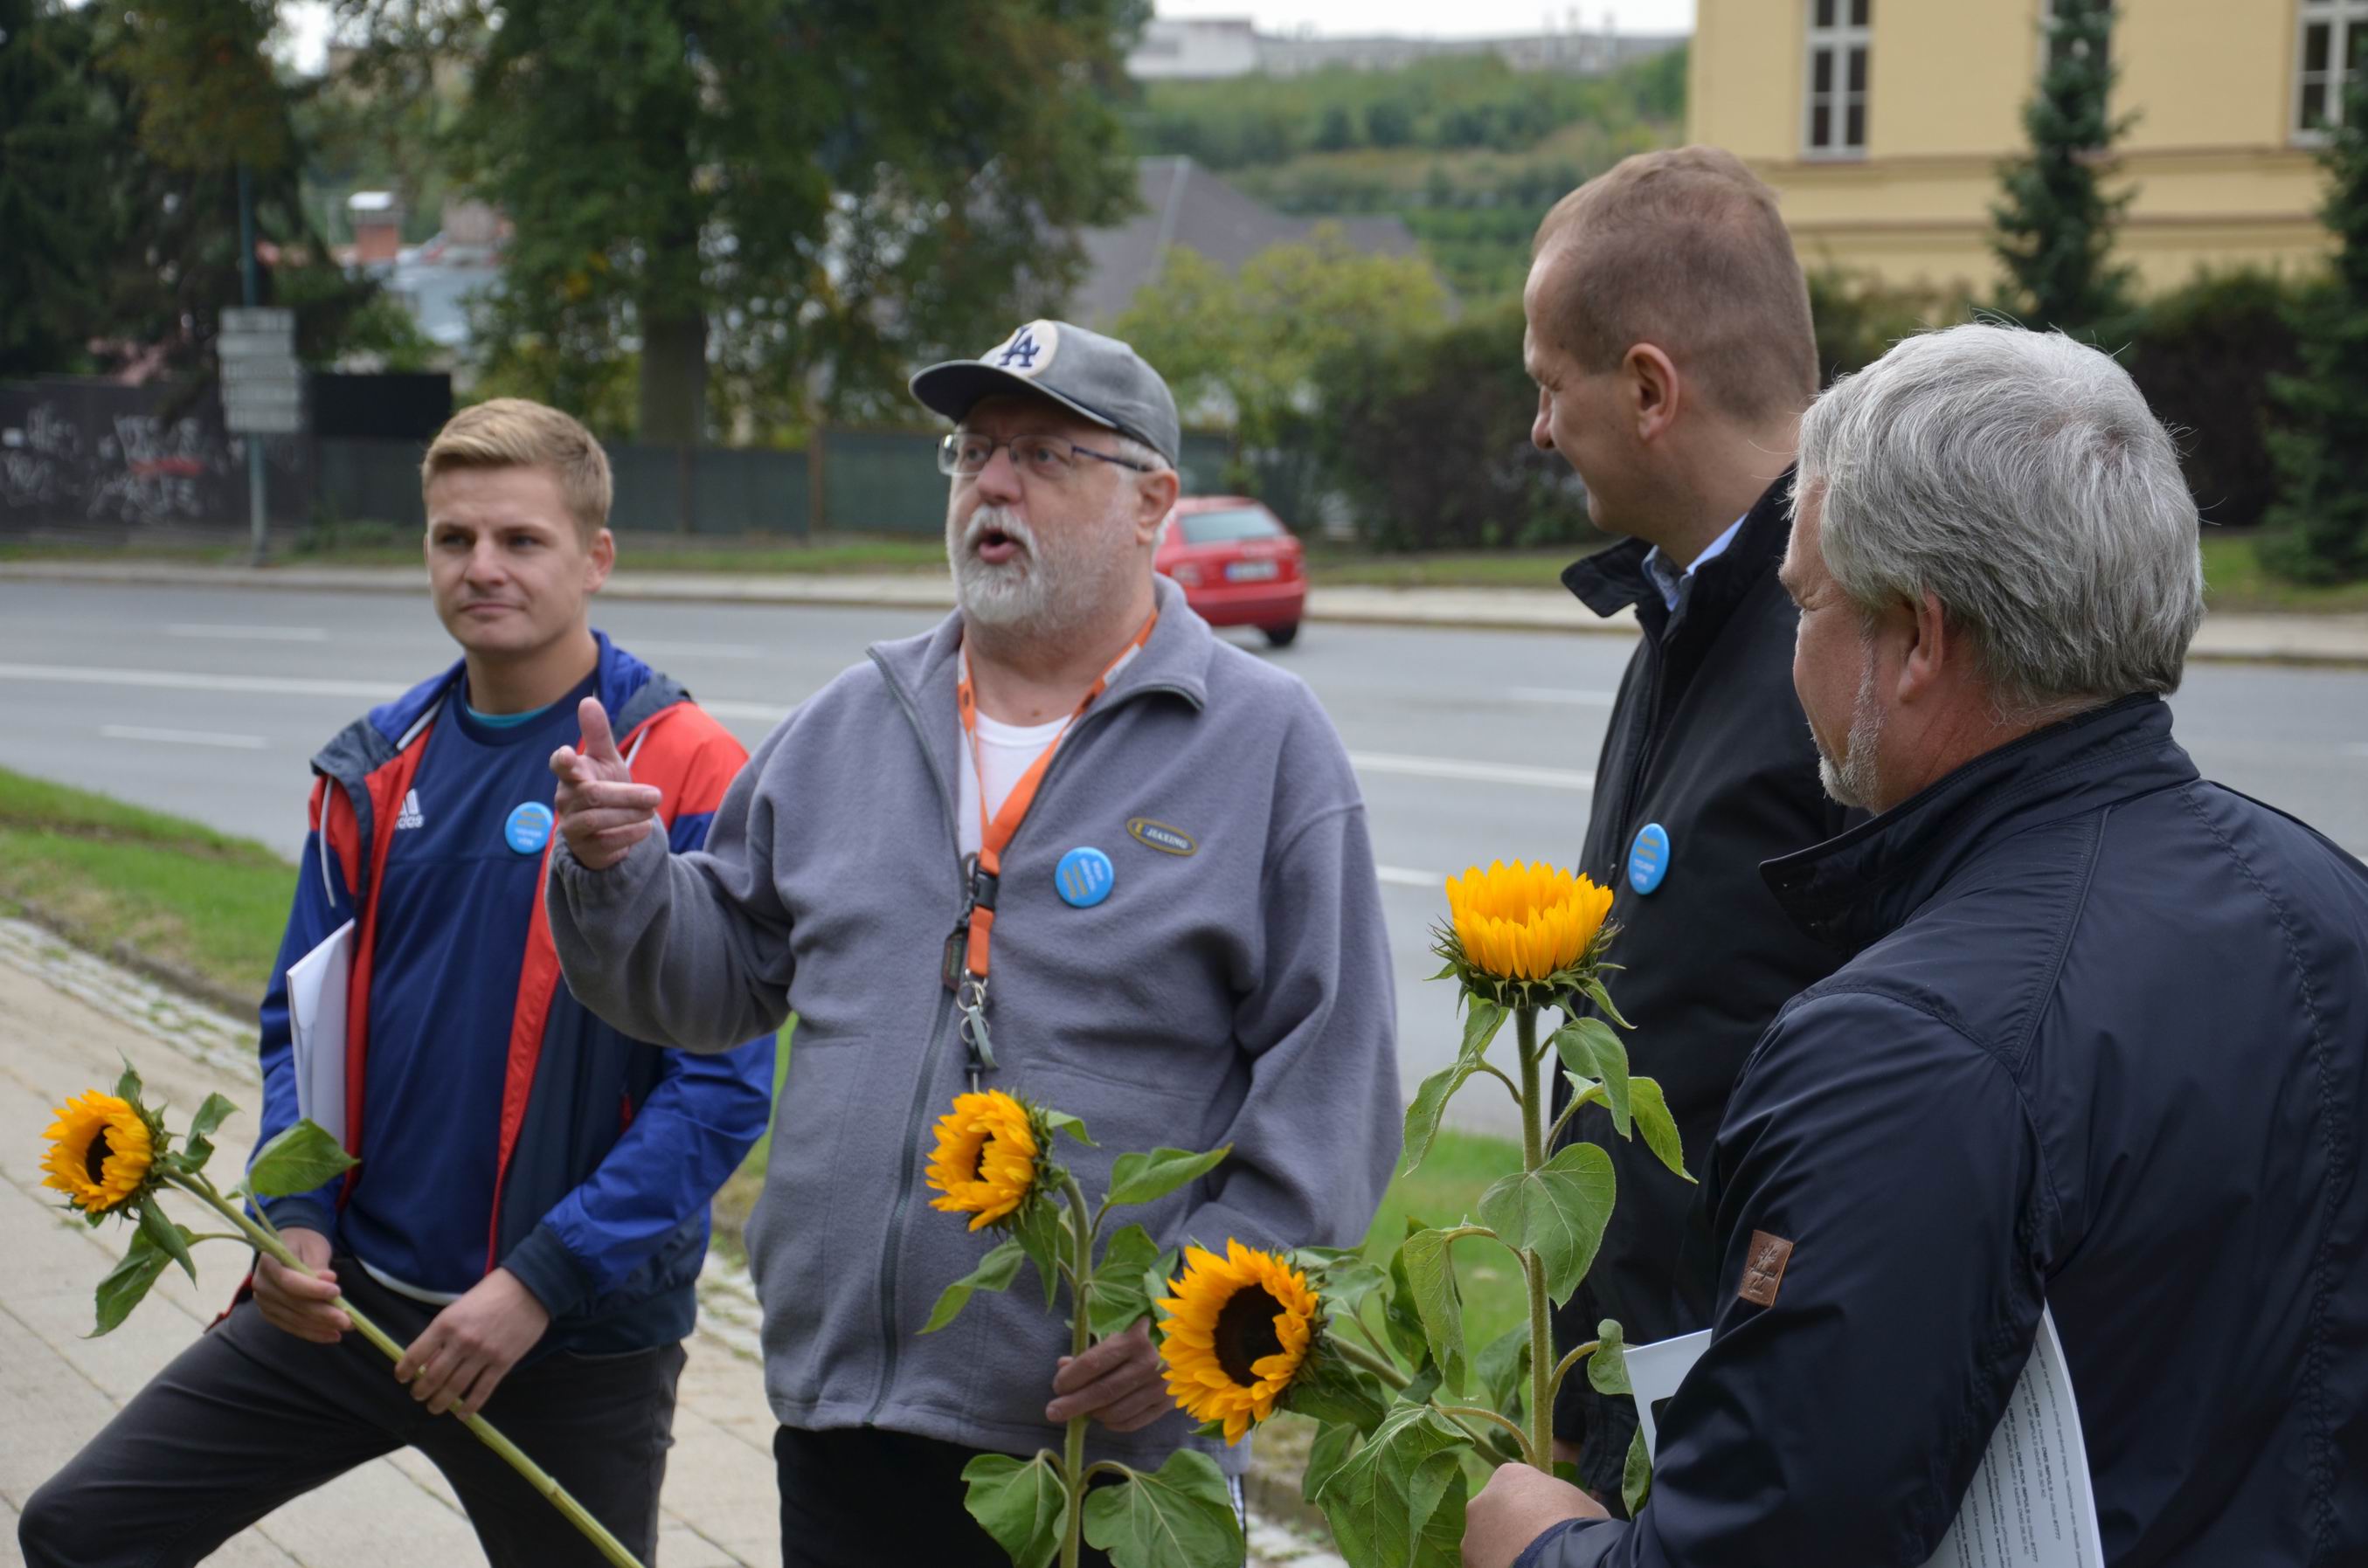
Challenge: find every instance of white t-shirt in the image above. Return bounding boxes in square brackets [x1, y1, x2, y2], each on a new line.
[957, 709, 1067, 859]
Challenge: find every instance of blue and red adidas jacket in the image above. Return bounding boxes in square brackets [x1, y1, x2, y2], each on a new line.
[252, 632, 774, 1355]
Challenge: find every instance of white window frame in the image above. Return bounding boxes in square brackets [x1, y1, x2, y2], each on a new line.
[2295, 0, 2368, 145]
[1804, 0, 1872, 161]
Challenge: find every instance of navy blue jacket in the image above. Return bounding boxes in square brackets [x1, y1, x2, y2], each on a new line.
[1531, 694, 2368, 1566]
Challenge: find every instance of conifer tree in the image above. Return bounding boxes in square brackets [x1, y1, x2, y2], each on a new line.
[1991, 0, 2132, 339]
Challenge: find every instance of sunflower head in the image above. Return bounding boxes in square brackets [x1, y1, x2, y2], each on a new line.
[41, 1089, 162, 1217]
[1156, 1240, 1320, 1445]
[925, 1089, 1049, 1232]
[1436, 859, 1617, 1005]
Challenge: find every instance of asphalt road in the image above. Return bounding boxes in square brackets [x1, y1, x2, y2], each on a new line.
[8, 580, 2368, 1137]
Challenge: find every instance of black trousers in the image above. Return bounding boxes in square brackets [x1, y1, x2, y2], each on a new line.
[19, 1258, 684, 1568]
[774, 1425, 1249, 1568]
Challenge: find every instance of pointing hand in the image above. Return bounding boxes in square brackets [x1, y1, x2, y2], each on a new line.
[550, 697, 662, 871]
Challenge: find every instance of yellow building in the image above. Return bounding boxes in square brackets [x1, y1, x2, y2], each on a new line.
[1690, 0, 2348, 295]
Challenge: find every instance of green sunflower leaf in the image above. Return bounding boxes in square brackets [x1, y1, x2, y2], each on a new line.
[1589, 1318, 1632, 1398]
[1292, 1246, 1389, 1320]
[1042, 1109, 1096, 1147]
[245, 1121, 356, 1198]
[90, 1230, 170, 1337]
[1551, 1017, 1632, 1136]
[1383, 1230, 1430, 1367]
[1013, 1198, 1066, 1310]
[177, 1093, 239, 1174]
[136, 1201, 199, 1284]
[1105, 1144, 1230, 1210]
[1080, 1451, 1243, 1568]
[1630, 1076, 1693, 1184]
[922, 1237, 1028, 1334]
[1399, 1055, 1483, 1177]
[1314, 1404, 1468, 1568]
[1459, 997, 1509, 1062]
[1087, 1225, 1163, 1339]
[1623, 1423, 1653, 1518]
[1580, 977, 1633, 1030]
[1475, 1319, 1532, 1417]
[113, 1059, 145, 1109]
[1395, 1228, 1470, 1395]
[960, 1451, 1069, 1568]
[1302, 1420, 1359, 1507]
[1284, 1349, 1393, 1436]
[1476, 1143, 1617, 1306]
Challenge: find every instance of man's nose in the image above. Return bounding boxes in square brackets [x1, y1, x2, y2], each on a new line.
[973, 444, 1026, 507]
[1532, 394, 1555, 453]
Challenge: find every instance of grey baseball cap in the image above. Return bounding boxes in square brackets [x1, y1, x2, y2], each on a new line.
[910, 320, 1181, 466]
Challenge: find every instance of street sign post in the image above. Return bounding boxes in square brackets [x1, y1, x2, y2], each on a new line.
[218, 306, 301, 557]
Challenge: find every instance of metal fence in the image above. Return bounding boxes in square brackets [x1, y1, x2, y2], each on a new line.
[3, 379, 1239, 541]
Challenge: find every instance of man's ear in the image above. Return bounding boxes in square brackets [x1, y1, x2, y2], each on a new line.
[1624, 343, 1682, 446]
[1894, 589, 1951, 704]
[585, 527, 616, 594]
[1134, 469, 1181, 545]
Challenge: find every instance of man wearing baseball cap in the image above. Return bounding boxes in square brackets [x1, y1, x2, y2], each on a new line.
[541, 321, 1402, 1565]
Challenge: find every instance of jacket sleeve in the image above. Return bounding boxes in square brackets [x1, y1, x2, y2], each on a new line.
[1172, 715, 1400, 1263]
[503, 728, 779, 1314]
[545, 716, 798, 1053]
[251, 778, 355, 1239]
[1529, 989, 2049, 1568]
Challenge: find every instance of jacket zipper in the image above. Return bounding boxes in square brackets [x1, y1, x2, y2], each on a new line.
[858, 653, 1189, 1423]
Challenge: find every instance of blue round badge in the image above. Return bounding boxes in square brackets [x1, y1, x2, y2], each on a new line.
[1054, 846, 1116, 908]
[1627, 822, 1672, 895]
[505, 801, 555, 856]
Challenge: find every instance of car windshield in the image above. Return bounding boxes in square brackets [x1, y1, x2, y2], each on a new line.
[1177, 508, 1284, 545]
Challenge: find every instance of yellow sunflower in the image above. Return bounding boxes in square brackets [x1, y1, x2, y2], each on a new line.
[1445, 860, 1616, 982]
[41, 1091, 156, 1215]
[1156, 1240, 1319, 1445]
[925, 1089, 1042, 1231]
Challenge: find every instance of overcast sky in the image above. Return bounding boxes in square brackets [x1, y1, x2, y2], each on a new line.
[1153, 0, 1695, 38]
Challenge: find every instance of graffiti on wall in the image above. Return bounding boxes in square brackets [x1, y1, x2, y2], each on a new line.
[0, 380, 308, 530]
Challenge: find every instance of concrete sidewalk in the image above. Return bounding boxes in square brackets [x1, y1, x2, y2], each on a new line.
[7, 558, 2366, 667]
[0, 922, 1339, 1568]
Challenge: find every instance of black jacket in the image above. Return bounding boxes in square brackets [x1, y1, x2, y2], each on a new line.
[1550, 473, 1853, 1496]
[1532, 695, 2368, 1565]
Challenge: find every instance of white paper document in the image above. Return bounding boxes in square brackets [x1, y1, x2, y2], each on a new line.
[1626, 1308, 2105, 1568]
[286, 919, 354, 1146]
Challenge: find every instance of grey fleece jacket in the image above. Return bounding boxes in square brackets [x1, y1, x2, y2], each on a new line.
[546, 577, 1399, 1475]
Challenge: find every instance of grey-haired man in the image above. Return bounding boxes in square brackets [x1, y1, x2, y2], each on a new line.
[542, 321, 1402, 1566]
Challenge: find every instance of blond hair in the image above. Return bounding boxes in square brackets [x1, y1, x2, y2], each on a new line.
[420, 398, 613, 536]
[1532, 146, 1818, 425]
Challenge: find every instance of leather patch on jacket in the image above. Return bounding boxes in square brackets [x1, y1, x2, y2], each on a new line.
[1738, 1231, 1793, 1307]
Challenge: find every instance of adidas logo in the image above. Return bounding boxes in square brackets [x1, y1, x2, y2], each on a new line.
[394, 789, 425, 832]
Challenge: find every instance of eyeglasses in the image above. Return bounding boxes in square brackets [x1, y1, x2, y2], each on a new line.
[938, 432, 1155, 481]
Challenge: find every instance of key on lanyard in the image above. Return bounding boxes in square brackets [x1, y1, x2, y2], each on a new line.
[942, 855, 1001, 1088]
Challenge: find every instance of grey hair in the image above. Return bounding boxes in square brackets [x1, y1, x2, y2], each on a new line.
[1106, 432, 1171, 475]
[1795, 323, 2205, 715]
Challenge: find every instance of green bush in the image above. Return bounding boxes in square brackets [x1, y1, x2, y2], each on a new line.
[1313, 299, 1590, 551]
[1807, 267, 1968, 385]
[2124, 271, 2311, 531]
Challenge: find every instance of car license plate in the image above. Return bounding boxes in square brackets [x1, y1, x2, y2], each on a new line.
[1224, 559, 1279, 582]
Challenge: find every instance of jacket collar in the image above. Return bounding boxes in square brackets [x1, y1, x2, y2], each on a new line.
[1762, 693, 2199, 957]
[1561, 469, 1797, 639]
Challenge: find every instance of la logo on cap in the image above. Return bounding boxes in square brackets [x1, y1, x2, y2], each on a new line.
[983, 321, 1060, 380]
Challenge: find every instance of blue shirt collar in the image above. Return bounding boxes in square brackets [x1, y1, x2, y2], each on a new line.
[1640, 513, 1749, 612]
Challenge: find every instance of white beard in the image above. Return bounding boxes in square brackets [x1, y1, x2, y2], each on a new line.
[1816, 642, 1887, 810]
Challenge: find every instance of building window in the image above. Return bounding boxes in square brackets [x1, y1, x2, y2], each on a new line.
[1805, 0, 1871, 158]
[2298, 0, 2368, 138]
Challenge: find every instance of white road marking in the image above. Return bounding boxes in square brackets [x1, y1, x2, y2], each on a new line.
[1507, 686, 1616, 706]
[1375, 865, 1441, 888]
[698, 698, 793, 721]
[1348, 750, 1594, 791]
[0, 663, 398, 700]
[100, 725, 268, 749]
[166, 624, 329, 642]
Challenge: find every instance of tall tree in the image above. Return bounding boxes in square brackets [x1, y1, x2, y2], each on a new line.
[0, 0, 117, 375]
[2266, 74, 2368, 584]
[350, 0, 1146, 442]
[1991, 0, 2132, 339]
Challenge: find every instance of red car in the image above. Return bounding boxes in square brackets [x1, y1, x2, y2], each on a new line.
[1155, 496, 1307, 647]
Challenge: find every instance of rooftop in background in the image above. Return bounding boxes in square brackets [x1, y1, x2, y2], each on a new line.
[1072, 157, 1425, 326]
[1128, 14, 1686, 80]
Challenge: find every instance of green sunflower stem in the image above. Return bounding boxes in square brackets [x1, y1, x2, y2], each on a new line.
[1517, 1005, 1555, 1475]
[163, 1173, 647, 1568]
[1059, 1171, 1095, 1568]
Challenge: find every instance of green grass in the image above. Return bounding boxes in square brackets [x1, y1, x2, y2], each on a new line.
[0, 767, 296, 1004]
[2198, 529, 2368, 613]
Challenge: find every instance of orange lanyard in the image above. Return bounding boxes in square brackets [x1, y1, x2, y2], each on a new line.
[945, 611, 1157, 1081]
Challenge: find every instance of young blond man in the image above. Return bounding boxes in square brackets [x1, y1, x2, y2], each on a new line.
[22, 400, 775, 1568]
